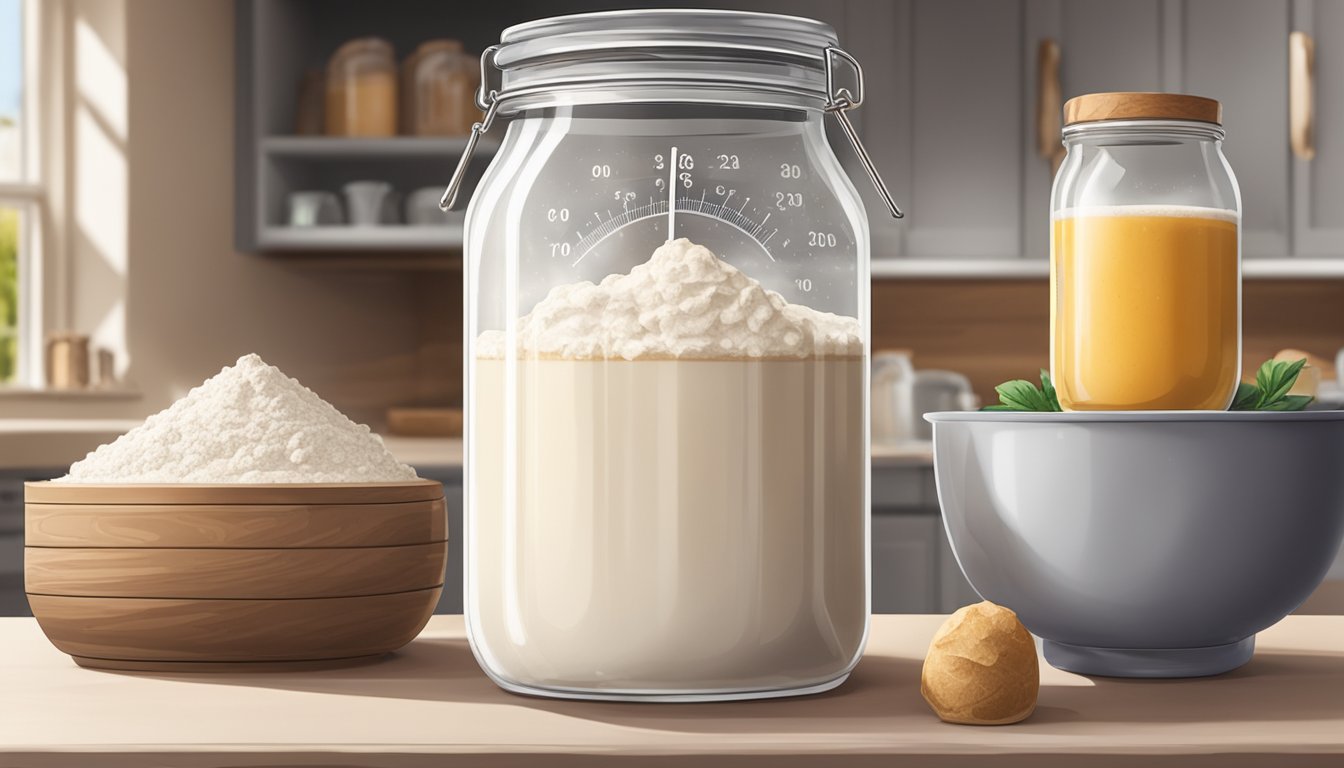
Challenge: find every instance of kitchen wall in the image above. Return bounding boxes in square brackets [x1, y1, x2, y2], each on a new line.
[7, 1, 1343, 426]
[1, 0, 434, 428]
[871, 279, 1344, 402]
[418, 277, 1344, 409]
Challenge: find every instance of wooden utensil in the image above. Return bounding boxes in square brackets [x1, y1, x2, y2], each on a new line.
[24, 480, 448, 671]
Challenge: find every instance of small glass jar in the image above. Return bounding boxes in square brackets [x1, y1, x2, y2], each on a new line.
[1051, 93, 1241, 411]
[448, 9, 902, 702]
[325, 37, 398, 137]
[400, 40, 478, 136]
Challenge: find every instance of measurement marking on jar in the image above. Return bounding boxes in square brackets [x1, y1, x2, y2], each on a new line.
[570, 198, 776, 266]
[667, 146, 679, 238]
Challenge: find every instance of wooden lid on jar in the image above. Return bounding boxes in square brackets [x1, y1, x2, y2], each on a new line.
[1063, 92, 1222, 126]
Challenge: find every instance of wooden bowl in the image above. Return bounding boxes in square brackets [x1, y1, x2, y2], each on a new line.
[24, 480, 447, 671]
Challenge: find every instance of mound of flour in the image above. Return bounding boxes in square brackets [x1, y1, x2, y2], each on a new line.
[59, 354, 418, 484]
[477, 238, 862, 360]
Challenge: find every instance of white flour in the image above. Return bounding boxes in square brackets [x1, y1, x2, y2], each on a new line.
[59, 354, 418, 484]
[476, 238, 862, 359]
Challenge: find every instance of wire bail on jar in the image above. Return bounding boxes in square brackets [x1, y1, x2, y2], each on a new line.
[440, 44, 903, 218]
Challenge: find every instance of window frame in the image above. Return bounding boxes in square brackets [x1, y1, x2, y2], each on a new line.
[0, 0, 49, 388]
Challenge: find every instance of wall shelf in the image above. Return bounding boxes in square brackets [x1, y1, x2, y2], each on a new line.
[261, 135, 496, 159]
[871, 260, 1048, 279]
[258, 225, 464, 252]
[234, 0, 508, 254]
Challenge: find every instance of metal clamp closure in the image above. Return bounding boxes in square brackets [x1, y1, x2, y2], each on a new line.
[824, 47, 903, 219]
[442, 44, 905, 220]
[441, 46, 502, 211]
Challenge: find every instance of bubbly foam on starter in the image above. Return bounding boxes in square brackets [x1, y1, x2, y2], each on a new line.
[476, 238, 862, 360]
[59, 354, 418, 483]
[1052, 204, 1239, 222]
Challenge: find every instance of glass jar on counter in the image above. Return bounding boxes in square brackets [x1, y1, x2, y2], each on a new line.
[444, 9, 903, 701]
[1051, 92, 1241, 411]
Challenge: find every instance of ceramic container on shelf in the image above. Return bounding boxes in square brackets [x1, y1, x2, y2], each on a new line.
[23, 480, 447, 671]
[342, 181, 398, 225]
[926, 410, 1344, 678]
[872, 353, 976, 443]
[286, 190, 343, 227]
[44, 333, 90, 390]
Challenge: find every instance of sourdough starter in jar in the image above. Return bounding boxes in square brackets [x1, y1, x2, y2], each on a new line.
[471, 239, 866, 695]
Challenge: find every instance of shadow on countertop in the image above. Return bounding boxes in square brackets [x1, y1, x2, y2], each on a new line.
[83, 630, 1344, 736]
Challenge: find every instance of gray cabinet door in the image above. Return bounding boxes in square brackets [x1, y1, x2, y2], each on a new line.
[937, 524, 983, 613]
[872, 513, 940, 613]
[1179, 0, 1292, 259]
[836, 1, 908, 260]
[435, 483, 463, 614]
[0, 477, 26, 616]
[1292, 0, 1344, 256]
[1022, 0, 1165, 260]
[904, 0, 1025, 260]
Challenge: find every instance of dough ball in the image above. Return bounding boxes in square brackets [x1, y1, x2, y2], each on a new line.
[921, 601, 1039, 725]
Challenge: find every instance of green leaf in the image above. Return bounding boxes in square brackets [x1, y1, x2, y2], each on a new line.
[987, 357, 1316, 413]
[1254, 359, 1278, 400]
[1263, 358, 1306, 405]
[995, 379, 1051, 411]
[1230, 382, 1261, 410]
[1262, 394, 1314, 412]
[1038, 370, 1062, 412]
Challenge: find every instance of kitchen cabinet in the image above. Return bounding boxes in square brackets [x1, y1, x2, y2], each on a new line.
[871, 511, 981, 614]
[435, 480, 463, 615]
[1177, 0, 1292, 259]
[0, 487, 25, 617]
[1291, 0, 1344, 256]
[937, 526, 984, 610]
[413, 468, 463, 615]
[909, 0, 1024, 261]
[1021, 0, 1166, 261]
[234, 0, 516, 254]
[858, 0, 1344, 274]
[234, 0, 1344, 272]
[871, 514, 940, 613]
[1023, 0, 1293, 261]
[870, 462, 980, 615]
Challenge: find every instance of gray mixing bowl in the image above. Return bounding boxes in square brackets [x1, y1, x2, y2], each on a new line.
[926, 410, 1344, 678]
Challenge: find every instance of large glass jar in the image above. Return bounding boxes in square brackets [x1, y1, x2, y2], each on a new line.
[1051, 93, 1241, 411]
[448, 10, 901, 701]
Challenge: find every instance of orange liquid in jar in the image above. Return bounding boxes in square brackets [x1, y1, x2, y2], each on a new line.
[1051, 206, 1240, 411]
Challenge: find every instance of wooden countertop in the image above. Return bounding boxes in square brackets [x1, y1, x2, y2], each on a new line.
[2, 614, 1340, 767]
[384, 438, 935, 470]
[0, 426, 936, 472]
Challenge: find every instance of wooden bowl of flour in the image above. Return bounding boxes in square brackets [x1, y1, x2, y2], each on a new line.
[23, 479, 446, 671]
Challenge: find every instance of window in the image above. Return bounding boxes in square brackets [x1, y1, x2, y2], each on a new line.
[0, 0, 39, 386]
